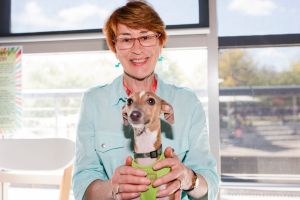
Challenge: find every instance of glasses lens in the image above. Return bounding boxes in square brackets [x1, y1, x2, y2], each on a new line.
[117, 38, 134, 50]
[116, 34, 159, 50]
[139, 35, 158, 47]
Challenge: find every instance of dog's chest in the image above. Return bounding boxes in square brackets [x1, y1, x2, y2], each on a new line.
[134, 129, 158, 153]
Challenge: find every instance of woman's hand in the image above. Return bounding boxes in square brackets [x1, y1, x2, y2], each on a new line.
[111, 156, 151, 200]
[152, 147, 194, 199]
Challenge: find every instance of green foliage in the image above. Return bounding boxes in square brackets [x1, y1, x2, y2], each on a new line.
[219, 49, 300, 87]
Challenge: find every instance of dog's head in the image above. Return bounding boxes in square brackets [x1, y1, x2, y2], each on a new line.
[122, 91, 174, 128]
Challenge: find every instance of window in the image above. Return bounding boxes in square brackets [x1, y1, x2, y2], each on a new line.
[218, 0, 300, 36]
[219, 47, 300, 176]
[218, 0, 300, 198]
[0, 0, 208, 35]
[19, 48, 208, 140]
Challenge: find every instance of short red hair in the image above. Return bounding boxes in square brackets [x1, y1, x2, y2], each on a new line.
[103, 1, 167, 53]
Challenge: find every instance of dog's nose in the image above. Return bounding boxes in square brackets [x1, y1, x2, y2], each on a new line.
[130, 111, 142, 122]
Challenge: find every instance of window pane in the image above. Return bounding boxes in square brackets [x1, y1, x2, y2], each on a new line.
[217, 0, 300, 36]
[11, 0, 202, 33]
[219, 47, 300, 180]
[18, 48, 207, 139]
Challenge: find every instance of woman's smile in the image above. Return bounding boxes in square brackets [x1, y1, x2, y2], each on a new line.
[130, 57, 149, 66]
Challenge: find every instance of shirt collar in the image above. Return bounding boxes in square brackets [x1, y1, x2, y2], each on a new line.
[111, 75, 128, 106]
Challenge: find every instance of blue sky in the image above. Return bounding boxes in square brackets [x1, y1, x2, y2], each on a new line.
[11, 0, 199, 32]
[217, 0, 300, 71]
[218, 0, 300, 36]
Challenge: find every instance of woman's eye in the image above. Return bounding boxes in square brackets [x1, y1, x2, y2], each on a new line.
[120, 38, 132, 43]
[127, 98, 133, 106]
[140, 36, 149, 41]
[146, 98, 155, 105]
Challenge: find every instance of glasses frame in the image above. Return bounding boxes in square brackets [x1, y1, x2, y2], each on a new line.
[114, 33, 161, 50]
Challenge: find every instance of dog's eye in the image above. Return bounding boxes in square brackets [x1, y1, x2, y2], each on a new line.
[127, 98, 133, 106]
[146, 98, 155, 106]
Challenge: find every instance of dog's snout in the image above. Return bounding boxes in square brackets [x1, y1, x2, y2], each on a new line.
[130, 111, 142, 122]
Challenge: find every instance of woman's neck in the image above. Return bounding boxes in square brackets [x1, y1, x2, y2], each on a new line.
[123, 72, 155, 93]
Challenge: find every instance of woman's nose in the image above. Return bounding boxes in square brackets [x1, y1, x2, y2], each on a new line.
[131, 39, 143, 53]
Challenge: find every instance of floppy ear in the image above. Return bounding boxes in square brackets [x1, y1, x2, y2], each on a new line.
[122, 105, 129, 126]
[161, 99, 174, 124]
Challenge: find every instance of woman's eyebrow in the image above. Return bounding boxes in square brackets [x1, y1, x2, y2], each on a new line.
[118, 33, 132, 37]
[140, 30, 149, 34]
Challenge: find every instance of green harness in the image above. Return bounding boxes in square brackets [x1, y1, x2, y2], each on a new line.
[131, 154, 170, 200]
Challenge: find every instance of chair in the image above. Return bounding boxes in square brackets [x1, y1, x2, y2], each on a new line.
[0, 138, 75, 200]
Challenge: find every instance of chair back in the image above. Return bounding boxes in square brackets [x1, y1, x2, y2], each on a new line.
[0, 138, 75, 200]
[0, 138, 75, 171]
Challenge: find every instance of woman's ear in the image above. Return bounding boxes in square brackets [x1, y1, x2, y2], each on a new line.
[161, 99, 174, 124]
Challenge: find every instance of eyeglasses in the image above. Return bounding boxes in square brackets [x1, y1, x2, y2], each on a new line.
[114, 34, 161, 50]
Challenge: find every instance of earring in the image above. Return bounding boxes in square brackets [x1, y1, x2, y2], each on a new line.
[115, 62, 121, 68]
[158, 55, 164, 62]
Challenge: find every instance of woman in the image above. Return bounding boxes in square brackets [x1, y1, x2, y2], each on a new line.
[72, 1, 219, 200]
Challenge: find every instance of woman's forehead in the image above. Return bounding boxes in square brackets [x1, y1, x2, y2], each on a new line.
[116, 24, 155, 36]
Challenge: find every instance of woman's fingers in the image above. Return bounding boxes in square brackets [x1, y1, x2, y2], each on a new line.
[153, 157, 177, 170]
[119, 183, 148, 193]
[119, 174, 151, 185]
[117, 192, 140, 200]
[156, 179, 181, 198]
[174, 189, 182, 200]
[152, 168, 181, 187]
[118, 165, 147, 176]
[125, 156, 133, 166]
[164, 147, 174, 158]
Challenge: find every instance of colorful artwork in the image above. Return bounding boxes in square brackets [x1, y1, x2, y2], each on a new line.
[0, 46, 22, 136]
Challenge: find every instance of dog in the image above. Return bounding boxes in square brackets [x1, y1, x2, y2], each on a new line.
[122, 91, 175, 200]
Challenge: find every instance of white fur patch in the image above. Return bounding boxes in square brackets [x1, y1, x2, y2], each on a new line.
[131, 123, 144, 129]
[134, 130, 158, 153]
[139, 91, 145, 98]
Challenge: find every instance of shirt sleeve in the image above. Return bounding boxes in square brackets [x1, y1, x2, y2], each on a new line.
[183, 94, 220, 200]
[72, 91, 108, 200]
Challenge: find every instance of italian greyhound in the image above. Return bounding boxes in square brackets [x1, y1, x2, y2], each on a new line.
[122, 91, 176, 200]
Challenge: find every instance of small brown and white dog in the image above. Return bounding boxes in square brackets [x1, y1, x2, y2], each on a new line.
[122, 91, 176, 200]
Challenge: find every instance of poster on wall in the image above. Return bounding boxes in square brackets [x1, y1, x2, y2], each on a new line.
[0, 46, 22, 136]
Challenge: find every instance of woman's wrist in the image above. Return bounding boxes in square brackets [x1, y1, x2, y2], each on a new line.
[183, 169, 200, 192]
[178, 168, 195, 190]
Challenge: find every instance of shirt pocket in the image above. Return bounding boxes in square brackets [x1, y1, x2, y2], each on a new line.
[94, 131, 128, 153]
[94, 131, 132, 177]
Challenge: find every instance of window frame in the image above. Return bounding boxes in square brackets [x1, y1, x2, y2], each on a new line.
[0, 0, 209, 37]
[218, 5, 300, 195]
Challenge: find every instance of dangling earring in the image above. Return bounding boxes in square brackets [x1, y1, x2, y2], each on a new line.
[115, 62, 121, 68]
[157, 55, 164, 69]
[158, 55, 164, 62]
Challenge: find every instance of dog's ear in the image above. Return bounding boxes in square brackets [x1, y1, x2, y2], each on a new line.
[161, 99, 174, 124]
[122, 105, 129, 126]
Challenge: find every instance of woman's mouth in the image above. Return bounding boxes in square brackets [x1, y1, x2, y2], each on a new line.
[130, 58, 148, 66]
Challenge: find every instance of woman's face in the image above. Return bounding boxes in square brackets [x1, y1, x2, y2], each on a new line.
[115, 24, 162, 79]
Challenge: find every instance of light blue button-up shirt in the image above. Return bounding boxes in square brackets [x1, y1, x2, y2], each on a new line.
[72, 75, 219, 200]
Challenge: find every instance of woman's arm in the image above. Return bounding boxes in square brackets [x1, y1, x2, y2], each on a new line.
[83, 180, 113, 200]
[152, 147, 208, 199]
[152, 94, 220, 200]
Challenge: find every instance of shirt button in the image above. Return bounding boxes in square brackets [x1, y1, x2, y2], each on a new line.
[101, 143, 106, 148]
